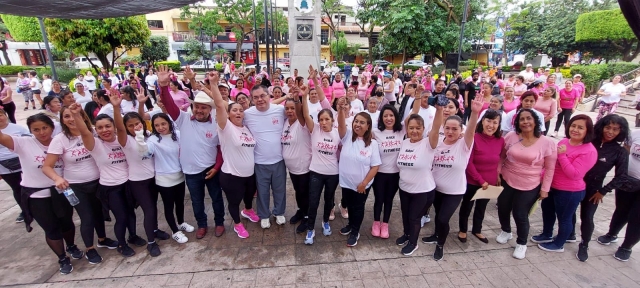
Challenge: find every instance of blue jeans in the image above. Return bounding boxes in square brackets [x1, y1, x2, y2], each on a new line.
[185, 168, 225, 228]
[541, 188, 585, 247]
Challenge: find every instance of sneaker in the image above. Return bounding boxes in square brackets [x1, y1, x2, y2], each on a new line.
[513, 244, 527, 259]
[420, 215, 431, 227]
[241, 209, 260, 223]
[551, 131, 558, 138]
[117, 245, 135, 257]
[396, 235, 409, 246]
[97, 238, 118, 249]
[340, 225, 352, 236]
[172, 231, 188, 244]
[66, 245, 84, 260]
[58, 257, 73, 275]
[147, 242, 161, 257]
[154, 229, 170, 240]
[614, 247, 632, 262]
[576, 243, 589, 262]
[322, 222, 332, 236]
[234, 223, 249, 239]
[401, 243, 418, 255]
[127, 235, 147, 247]
[275, 215, 286, 225]
[538, 242, 565, 252]
[329, 207, 335, 221]
[261, 218, 271, 229]
[85, 248, 103, 264]
[496, 231, 513, 244]
[371, 221, 381, 237]
[380, 223, 390, 239]
[531, 234, 553, 244]
[566, 234, 577, 243]
[434, 245, 444, 261]
[305, 230, 315, 245]
[347, 233, 360, 247]
[290, 210, 303, 224]
[597, 234, 618, 245]
[296, 219, 308, 234]
[15, 212, 24, 223]
[421, 234, 437, 244]
[339, 204, 349, 219]
[178, 222, 195, 233]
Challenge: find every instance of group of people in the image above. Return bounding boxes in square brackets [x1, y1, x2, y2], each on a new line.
[2, 60, 639, 276]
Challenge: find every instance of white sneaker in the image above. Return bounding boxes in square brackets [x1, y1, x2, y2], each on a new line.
[178, 222, 195, 233]
[420, 215, 431, 227]
[275, 215, 286, 225]
[172, 231, 188, 244]
[261, 218, 271, 229]
[496, 231, 513, 244]
[513, 244, 527, 259]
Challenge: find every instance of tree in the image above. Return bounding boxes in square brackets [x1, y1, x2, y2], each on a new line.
[576, 9, 639, 62]
[45, 17, 150, 72]
[183, 38, 213, 62]
[321, 0, 353, 42]
[0, 15, 42, 42]
[355, 0, 388, 62]
[141, 35, 170, 68]
[180, 4, 223, 40]
[330, 32, 349, 61]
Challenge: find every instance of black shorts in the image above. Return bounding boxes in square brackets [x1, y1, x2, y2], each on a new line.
[32, 89, 41, 94]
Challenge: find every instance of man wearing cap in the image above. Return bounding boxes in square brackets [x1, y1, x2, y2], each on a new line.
[157, 65, 226, 239]
[73, 81, 92, 109]
[519, 64, 535, 84]
[572, 74, 585, 101]
[218, 82, 232, 103]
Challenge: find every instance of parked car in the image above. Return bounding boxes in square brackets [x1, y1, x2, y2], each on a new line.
[73, 57, 102, 69]
[245, 62, 290, 73]
[320, 59, 328, 70]
[277, 58, 290, 67]
[404, 60, 427, 67]
[373, 60, 391, 68]
[433, 60, 443, 67]
[184, 60, 217, 70]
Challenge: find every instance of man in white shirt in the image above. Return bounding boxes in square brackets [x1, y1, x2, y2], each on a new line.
[42, 74, 53, 95]
[145, 69, 159, 104]
[244, 85, 287, 229]
[518, 64, 535, 84]
[73, 82, 92, 109]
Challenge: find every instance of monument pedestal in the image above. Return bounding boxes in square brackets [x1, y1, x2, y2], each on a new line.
[288, 0, 322, 77]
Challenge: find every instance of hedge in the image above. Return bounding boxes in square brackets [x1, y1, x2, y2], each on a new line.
[0, 15, 42, 42]
[0, 66, 32, 75]
[155, 61, 181, 71]
[569, 62, 640, 93]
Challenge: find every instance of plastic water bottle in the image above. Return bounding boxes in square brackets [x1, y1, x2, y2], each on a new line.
[57, 187, 80, 206]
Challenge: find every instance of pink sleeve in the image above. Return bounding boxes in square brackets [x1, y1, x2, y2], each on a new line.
[159, 85, 180, 120]
[320, 98, 331, 109]
[466, 144, 485, 184]
[549, 100, 557, 117]
[556, 146, 597, 181]
[541, 141, 558, 192]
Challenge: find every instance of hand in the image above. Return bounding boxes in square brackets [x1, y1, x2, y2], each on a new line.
[557, 107, 562, 112]
[539, 190, 549, 199]
[481, 182, 489, 190]
[357, 182, 367, 193]
[207, 71, 219, 85]
[496, 177, 501, 187]
[205, 168, 218, 179]
[157, 99, 165, 110]
[416, 84, 424, 95]
[557, 144, 567, 154]
[157, 65, 171, 87]
[134, 122, 144, 132]
[135, 88, 149, 104]
[183, 65, 196, 81]
[589, 191, 604, 204]
[470, 96, 484, 113]
[109, 91, 122, 106]
[68, 103, 82, 115]
[572, 108, 575, 113]
[54, 177, 70, 190]
[308, 65, 317, 79]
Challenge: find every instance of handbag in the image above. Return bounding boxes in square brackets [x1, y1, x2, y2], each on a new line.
[0, 157, 21, 172]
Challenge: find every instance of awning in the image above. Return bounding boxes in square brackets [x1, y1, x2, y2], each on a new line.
[211, 43, 255, 51]
[171, 42, 214, 51]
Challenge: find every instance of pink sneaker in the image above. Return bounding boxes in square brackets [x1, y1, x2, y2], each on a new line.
[380, 223, 389, 239]
[340, 204, 349, 219]
[234, 223, 249, 238]
[241, 209, 259, 223]
[329, 207, 335, 221]
[371, 221, 381, 237]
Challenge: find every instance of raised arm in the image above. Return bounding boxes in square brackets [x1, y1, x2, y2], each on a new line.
[465, 96, 482, 149]
[70, 103, 96, 151]
[0, 128, 15, 150]
[428, 106, 443, 149]
[203, 72, 228, 130]
[406, 85, 424, 128]
[301, 85, 315, 133]
[157, 65, 181, 120]
[291, 86, 306, 127]
[110, 91, 128, 147]
[337, 97, 348, 139]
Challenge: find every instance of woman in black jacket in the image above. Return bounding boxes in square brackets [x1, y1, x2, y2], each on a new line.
[573, 114, 630, 262]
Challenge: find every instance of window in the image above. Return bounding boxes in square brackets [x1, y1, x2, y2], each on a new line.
[284, 53, 290, 58]
[147, 20, 164, 30]
[321, 29, 329, 45]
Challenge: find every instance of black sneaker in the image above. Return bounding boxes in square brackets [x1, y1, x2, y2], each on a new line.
[597, 234, 618, 245]
[434, 245, 444, 261]
[290, 210, 304, 224]
[396, 234, 409, 246]
[576, 243, 589, 262]
[128, 235, 147, 247]
[66, 245, 84, 260]
[566, 234, 577, 243]
[15, 212, 24, 223]
[347, 233, 360, 247]
[401, 242, 418, 255]
[97, 238, 118, 249]
[421, 234, 438, 244]
[85, 248, 103, 264]
[154, 229, 170, 240]
[614, 247, 632, 262]
[340, 225, 352, 236]
[117, 245, 135, 257]
[58, 257, 73, 275]
[147, 242, 161, 257]
[296, 220, 308, 234]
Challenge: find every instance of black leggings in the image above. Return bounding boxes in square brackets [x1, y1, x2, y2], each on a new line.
[372, 172, 399, 223]
[157, 181, 186, 233]
[290, 172, 310, 217]
[70, 179, 107, 248]
[433, 191, 463, 246]
[307, 172, 338, 229]
[571, 186, 599, 245]
[1, 172, 23, 213]
[30, 191, 76, 258]
[219, 172, 256, 224]
[606, 189, 640, 250]
[127, 178, 158, 242]
[543, 121, 550, 136]
[497, 179, 540, 245]
[3, 101, 17, 123]
[99, 183, 133, 246]
[343, 187, 370, 235]
[399, 189, 434, 246]
[458, 184, 490, 234]
[554, 108, 573, 132]
[148, 89, 157, 103]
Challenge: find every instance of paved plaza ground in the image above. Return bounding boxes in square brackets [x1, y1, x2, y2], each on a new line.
[1, 90, 640, 287]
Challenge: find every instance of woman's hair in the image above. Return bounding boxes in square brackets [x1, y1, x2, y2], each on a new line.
[26, 113, 55, 132]
[317, 108, 334, 122]
[0, 79, 5, 91]
[123, 112, 148, 137]
[151, 113, 178, 142]
[60, 106, 94, 139]
[514, 108, 542, 137]
[545, 85, 557, 98]
[446, 98, 464, 118]
[516, 91, 538, 110]
[491, 95, 504, 111]
[170, 80, 181, 88]
[516, 75, 525, 82]
[447, 86, 460, 100]
[564, 114, 594, 143]
[94, 114, 114, 124]
[592, 114, 629, 145]
[42, 95, 59, 110]
[353, 112, 373, 147]
[227, 102, 244, 113]
[406, 114, 425, 129]
[120, 85, 137, 108]
[476, 109, 502, 138]
[377, 104, 402, 132]
[272, 86, 283, 95]
[96, 89, 110, 104]
[102, 78, 112, 85]
[445, 115, 464, 129]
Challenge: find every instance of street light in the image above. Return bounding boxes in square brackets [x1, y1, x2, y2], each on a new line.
[252, 0, 260, 70]
[456, 0, 470, 72]
[263, 0, 271, 74]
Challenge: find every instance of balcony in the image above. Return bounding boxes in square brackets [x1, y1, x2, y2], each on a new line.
[214, 32, 255, 43]
[172, 32, 212, 42]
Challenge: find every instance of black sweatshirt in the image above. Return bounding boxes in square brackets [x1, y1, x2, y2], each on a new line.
[583, 140, 629, 194]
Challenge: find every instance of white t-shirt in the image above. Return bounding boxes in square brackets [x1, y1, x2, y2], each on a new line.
[599, 82, 626, 104]
[519, 70, 535, 83]
[307, 100, 325, 122]
[402, 97, 416, 121]
[30, 78, 41, 90]
[0, 124, 30, 174]
[73, 91, 92, 109]
[281, 120, 311, 175]
[84, 76, 97, 90]
[432, 139, 473, 195]
[349, 99, 365, 117]
[309, 127, 340, 175]
[90, 138, 128, 186]
[394, 79, 402, 94]
[145, 75, 158, 89]
[42, 79, 52, 93]
[627, 129, 640, 180]
[339, 130, 382, 191]
[374, 128, 404, 173]
[109, 76, 120, 87]
[122, 136, 155, 181]
[174, 111, 219, 174]
[418, 106, 437, 136]
[11, 136, 63, 189]
[97, 103, 115, 118]
[146, 132, 182, 176]
[218, 120, 256, 177]
[121, 100, 147, 114]
[48, 134, 100, 184]
[501, 108, 547, 133]
[397, 138, 436, 193]
[243, 105, 286, 165]
[367, 110, 380, 129]
[352, 66, 359, 76]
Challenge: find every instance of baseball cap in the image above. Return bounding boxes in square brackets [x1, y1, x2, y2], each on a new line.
[526, 63, 533, 67]
[573, 74, 582, 78]
[218, 82, 230, 89]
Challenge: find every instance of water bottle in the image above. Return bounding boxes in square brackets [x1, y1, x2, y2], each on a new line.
[57, 187, 80, 206]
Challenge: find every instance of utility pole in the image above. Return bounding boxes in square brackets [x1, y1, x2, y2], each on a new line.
[38, 17, 57, 80]
[456, 0, 470, 72]
[270, 0, 276, 73]
[252, 0, 260, 71]
[263, 0, 270, 75]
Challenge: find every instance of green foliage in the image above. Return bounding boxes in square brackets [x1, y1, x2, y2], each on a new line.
[51, 47, 71, 61]
[0, 65, 31, 75]
[576, 9, 635, 42]
[155, 60, 181, 71]
[180, 5, 223, 38]
[118, 55, 141, 65]
[569, 62, 640, 93]
[183, 39, 212, 63]
[0, 15, 42, 42]
[141, 36, 170, 67]
[330, 32, 349, 61]
[35, 67, 78, 83]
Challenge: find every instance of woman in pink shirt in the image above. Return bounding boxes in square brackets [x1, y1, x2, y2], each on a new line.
[497, 108, 557, 260]
[502, 87, 519, 113]
[321, 77, 334, 104]
[230, 79, 250, 100]
[513, 76, 528, 97]
[170, 80, 191, 112]
[357, 75, 368, 101]
[544, 74, 559, 95]
[533, 114, 596, 253]
[551, 81, 581, 138]
[533, 86, 557, 135]
[332, 73, 347, 104]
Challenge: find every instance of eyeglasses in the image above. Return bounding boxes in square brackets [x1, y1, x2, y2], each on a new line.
[252, 94, 269, 100]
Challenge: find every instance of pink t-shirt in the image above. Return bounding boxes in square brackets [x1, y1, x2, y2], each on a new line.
[171, 90, 191, 111]
[218, 119, 256, 177]
[332, 81, 346, 99]
[48, 134, 100, 184]
[374, 128, 404, 174]
[230, 88, 250, 99]
[281, 120, 311, 175]
[357, 85, 368, 100]
[503, 97, 519, 113]
[90, 138, 128, 186]
[397, 138, 436, 193]
[501, 131, 557, 191]
[309, 127, 340, 175]
[558, 88, 580, 109]
[551, 139, 597, 191]
[514, 83, 528, 95]
[122, 136, 155, 181]
[573, 82, 585, 97]
[433, 139, 473, 195]
[534, 97, 557, 120]
[322, 86, 334, 103]
[12, 136, 63, 189]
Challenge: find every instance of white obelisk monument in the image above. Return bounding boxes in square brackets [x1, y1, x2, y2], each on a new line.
[288, 0, 322, 76]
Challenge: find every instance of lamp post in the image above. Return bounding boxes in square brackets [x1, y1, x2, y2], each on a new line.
[252, 0, 260, 70]
[271, 0, 276, 72]
[456, 0, 470, 72]
[263, 0, 271, 74]
[37, 17, 57, 80]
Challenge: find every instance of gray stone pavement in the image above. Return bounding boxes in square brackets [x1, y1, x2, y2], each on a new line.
[1, 91, 640, 287]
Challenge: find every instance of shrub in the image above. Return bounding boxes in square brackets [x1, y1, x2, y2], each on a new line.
[155, 61, 181, 71]
[0, 66, 32, 75]
[35, 67, 79, 83]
